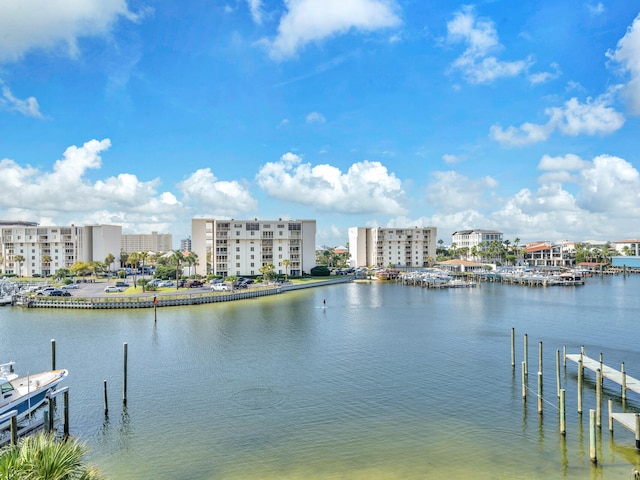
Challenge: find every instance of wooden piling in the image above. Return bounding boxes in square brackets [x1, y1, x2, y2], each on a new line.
[103, 380, 109, 415]
[560, 389, 566, 435]
[538, 342, 543, 377]
[10, 416, 17, 445]
[43, 410, 49, 433]
[608, 398, 613, 432]
[48, 395, 54, 432]
[522, 361, 526, 399]
[636, 414, 640, 450]
[538, 371, 543, 414]
[511, 328, 515, 368]
[599, 353, 603, 386]
[563, 345, 566, 368]
[63, 390, 69, 440]
[590, 409, 597, 464]
[622, 362, 627, 400]
[596, 369, 602, 428]
[578, 359, 583, 414]
[556, 349, 561, 398]
[524, 334, 528, 376]
[123, 342, 128, 406]
[51, 339, 56, 371]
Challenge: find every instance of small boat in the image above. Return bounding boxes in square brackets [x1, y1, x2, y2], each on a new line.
[0, 362, 68, 430]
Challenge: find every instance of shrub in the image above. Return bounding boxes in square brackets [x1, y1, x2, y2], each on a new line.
[310, 265, 330, 276]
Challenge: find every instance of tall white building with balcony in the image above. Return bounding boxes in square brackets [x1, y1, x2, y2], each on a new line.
[348, 226, 437, 268]
[191, 218, 316, 277]
[0, 222, 121, 276]
[120, 231, 173, 254]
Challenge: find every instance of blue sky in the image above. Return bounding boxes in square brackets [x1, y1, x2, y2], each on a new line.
[1, 1, 640, 248]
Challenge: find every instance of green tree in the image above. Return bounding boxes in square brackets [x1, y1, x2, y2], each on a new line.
[105, 253, 115, 275]
[185, 252, 199, 277]
[259, 263, 276, 282]
[281, 258, 291, 281]
[13, 255, 24, 277]
[171, 250, 184, 289]
[41, 254, 52, 276]
[310, 265, 330, 276]
[70, 261, 91, 278]
[0, 431, 104, 479]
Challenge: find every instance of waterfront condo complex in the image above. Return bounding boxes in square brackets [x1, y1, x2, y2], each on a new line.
[191, 218, 316, 277]
[348, 226, 437, 268]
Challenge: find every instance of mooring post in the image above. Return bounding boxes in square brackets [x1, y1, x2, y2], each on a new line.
[123, 342, 128, 406]
[563, 345, 566, 368]
[153, 296, 158, 323]
[556, 349, 561, 398]
[560, 389, 566, 435]
[636, 414, 640, 450]
[524, 334, 529, 376]
[51, 339, 56, 371]
[47, 394, 54, 432]
[608, 398, 613, 432]
[103, 380, 109, 416]
[590, 409, 597, 464]
[511, 328, 515, 368]
[596, 369, 602, 428]
[43, 410, 49, 433]
[578, 359, 583, 414]
[539, 341, 543, 377]
[522, 361, 526, 399]
[63, 389, 70, 440]
[599, 353, 603, 386]
[622, 362, 627, 400]
[538, 371, 543, 414]
[10, 415, 17, 445]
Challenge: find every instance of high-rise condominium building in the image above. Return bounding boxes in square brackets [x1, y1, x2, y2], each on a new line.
[0, 223, 121, 276]
[348, 226, 437, 268]
[120, 232, 173, 254]
[191, 218, 316, 277]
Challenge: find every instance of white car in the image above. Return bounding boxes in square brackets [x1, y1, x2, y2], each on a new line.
[61, 284, 79, 290]
[104, 285, 122, 293]
[211, 283, 230, 292]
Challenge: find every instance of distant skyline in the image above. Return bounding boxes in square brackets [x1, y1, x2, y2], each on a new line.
[1, 1, 640, 248]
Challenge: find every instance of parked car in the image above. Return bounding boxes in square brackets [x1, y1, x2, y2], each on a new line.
[36, 286, 56, 296]
[61, 284, 79, 290]
[211, 283, 230, 292]
[115, 281, 129, 288]
[49, 289, 71, 297]
[158, 280, 174, 288]
[185, 280, 203, 288]
[104, 286, 122, 293]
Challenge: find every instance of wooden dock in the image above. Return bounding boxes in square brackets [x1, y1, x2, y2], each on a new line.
[566, 350, 640, 446]
[565, 351, 640, 397]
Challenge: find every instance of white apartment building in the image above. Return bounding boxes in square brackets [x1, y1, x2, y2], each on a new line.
[121, 232, 173, 254]
[451, 229, 503, 249]
[191, 218, 316, 277]
[613, 239, 640, 256]
[348, 226, 437, 268]
[0, 222, 121, 276]
[180, 237, 192, 252]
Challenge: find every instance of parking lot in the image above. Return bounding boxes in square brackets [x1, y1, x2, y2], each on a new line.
[36, 277, 212, 298]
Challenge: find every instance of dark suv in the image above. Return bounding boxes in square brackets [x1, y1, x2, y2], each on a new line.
[185, 280, 203, 288]
[49, 290, 71, 297]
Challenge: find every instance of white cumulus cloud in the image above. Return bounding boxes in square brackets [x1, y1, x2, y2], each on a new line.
[0, 0, 141, 63]
[256, 152, 407, 215]
[606, 12, 640, 114]
[264, 0, 401, 60]
[0, 82, 43, 117]
[446, 6, 532, 84]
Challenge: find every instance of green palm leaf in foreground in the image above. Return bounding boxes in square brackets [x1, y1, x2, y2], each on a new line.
[0, 432, 104, 480]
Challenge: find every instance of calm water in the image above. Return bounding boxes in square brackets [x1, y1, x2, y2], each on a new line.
[1, 276, 640, 479]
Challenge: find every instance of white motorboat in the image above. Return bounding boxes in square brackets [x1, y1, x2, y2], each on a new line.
[0, 362, 69, 430]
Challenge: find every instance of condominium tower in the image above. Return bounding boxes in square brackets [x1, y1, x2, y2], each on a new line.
[348, 226, 437, 268]
[120, 231, 173, 254]
[0, 222, 121, 276]
[191, 218, 316, 277]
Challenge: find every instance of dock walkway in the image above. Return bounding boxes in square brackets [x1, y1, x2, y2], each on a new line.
[565, 352, 640, 396]
[566, 350, 640, 444]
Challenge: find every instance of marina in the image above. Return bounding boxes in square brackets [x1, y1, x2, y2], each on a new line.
[1, 274, 640, 478]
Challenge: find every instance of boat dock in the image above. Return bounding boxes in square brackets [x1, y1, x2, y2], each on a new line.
[565, 349, 640, 446]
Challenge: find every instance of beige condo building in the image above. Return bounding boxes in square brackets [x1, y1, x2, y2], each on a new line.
[348, 226, 437, 268]
[0, 222, 121, 276]
[191, 218, 316, 277]
[120, 231, 173, 254]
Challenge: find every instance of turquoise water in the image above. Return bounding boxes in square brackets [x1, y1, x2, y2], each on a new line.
[1, 276, 640, 479]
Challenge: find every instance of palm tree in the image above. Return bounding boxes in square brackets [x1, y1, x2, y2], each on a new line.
[259, 263, 276, 282]
[128, 252, 141, 288]
[105, 253, 115, 277]
[171, 250, 184, 289]
[185, 252, 199, 277]
[281, 258, 291, 281]
[13, 255, 25, 277]
[42, 254, 52, 276]
[0, 431, 104, 479]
